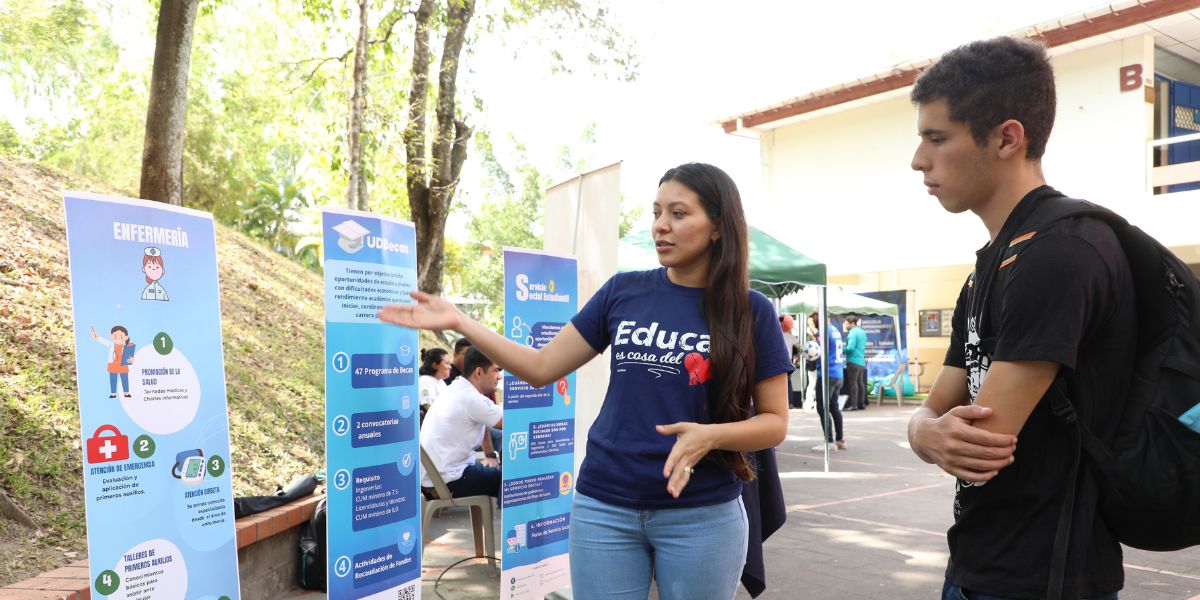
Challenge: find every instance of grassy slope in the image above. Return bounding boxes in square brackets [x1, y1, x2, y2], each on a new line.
[0, 157, 442, 584]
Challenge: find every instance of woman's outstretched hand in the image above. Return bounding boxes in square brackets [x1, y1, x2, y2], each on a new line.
[378, 290, 464, 331]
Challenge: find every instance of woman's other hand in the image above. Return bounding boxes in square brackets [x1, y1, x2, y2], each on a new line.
[656, 422, 718, 498]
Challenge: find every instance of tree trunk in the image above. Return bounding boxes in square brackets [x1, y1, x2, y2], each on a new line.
[405, 0, 436, 284]
[346, 0, 369, 211]
[139, 0, 200, 206]
[413, 0, 475, 296]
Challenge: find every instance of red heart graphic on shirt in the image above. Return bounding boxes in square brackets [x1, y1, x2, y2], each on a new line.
[684, 352, 711, 386]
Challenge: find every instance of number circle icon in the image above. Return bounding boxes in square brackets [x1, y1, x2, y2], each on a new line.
[153, 332, 174, 355]
[333, 469, 351, 490]
[332, 352, 350, 373]
[332, 415, 350, 436]
[94, 569, 120, 595]
[207, 454, 226, 478]
[132, 435, 156, 459]
[334, 555, 352, 578]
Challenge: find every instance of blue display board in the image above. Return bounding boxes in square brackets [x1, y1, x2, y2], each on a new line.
[64, 191, 240, 600]
[322, 209, 421, 599]
[858, 290, 914, 395]
[500, 249, 577, 600]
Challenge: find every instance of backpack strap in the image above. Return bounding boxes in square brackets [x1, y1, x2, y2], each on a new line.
[990, 196, 1126, 599]
[995, 197, 1128, 272]
[1046, 380, 1080, 600]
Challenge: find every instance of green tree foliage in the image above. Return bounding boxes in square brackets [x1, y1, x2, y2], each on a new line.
[451, 125, 643, 329]
[0, 0, 636, 284]
[236, 147, 313, 260]
[0, 0, 115, 103]
[454, 129, 547, 330]
[0, 119, 21, 155]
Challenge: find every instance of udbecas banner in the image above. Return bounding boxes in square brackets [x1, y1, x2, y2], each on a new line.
[322, 208, 422, 599]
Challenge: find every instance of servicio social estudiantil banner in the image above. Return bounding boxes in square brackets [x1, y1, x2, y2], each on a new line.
[64, 191, 240, 600]
[501, 248, 578, 600]
[322, 209, 421, 599]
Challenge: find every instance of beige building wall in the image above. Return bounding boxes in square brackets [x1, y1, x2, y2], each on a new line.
[757, 35, 1200, 276]
[756, 34, 1200, 391]
[831, 240, 1200, 393]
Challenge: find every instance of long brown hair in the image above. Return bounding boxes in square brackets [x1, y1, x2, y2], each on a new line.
[659, 163, 756, 481]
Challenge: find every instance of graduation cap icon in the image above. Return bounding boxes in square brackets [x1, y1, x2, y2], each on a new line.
[332, 219, 370, 254]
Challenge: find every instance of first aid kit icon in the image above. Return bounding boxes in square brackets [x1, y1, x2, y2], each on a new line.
[86, 425, 129, 464]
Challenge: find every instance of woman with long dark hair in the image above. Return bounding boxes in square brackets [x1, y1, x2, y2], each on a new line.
[418, 347, 451, 409]
[380, 162, 792, 599]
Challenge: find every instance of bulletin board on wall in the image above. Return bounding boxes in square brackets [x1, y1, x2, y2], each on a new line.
[918, 309, 953, 337]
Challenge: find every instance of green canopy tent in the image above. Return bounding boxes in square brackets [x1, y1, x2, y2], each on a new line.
[618, 226, 827, 295]
[784, 287, 912, 399]
[780, 287, 899, 319]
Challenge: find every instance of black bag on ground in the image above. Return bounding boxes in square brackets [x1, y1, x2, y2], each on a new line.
[986, 194, 1200, 597]
[232, 473, 318, 519]
[298, 497, 327, 591]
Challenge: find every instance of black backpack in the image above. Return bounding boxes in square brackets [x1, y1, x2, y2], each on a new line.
[298, 497, 327, 591]
[986, 194, 1200, 596]
[233, 474, 318, 519]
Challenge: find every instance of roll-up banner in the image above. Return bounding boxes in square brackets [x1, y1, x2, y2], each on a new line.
[322, 209, 421, 599]
[500, 248, 578, 600]
[64, 191, 240, 600]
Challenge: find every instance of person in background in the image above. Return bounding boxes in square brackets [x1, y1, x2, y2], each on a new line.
[842, 314, 868, 411]
[448, 336, 504, 460]
[803, 312, 821, 412]
[418, 347, 451, 419]
[812, 316, 847, 452]
[780, 314, 801, 408]
[445, 337, 473, 385]
[420, 347, 504, 498]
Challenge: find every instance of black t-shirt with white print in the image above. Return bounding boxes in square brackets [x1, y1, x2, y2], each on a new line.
[942, 186, 1137, 599]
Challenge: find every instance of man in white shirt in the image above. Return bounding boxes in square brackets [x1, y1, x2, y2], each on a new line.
[420, 347, 503, 498]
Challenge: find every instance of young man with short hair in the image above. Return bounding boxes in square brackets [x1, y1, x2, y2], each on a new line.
[906, 37, 1135, 599]
[841, 315, 868, 410]
[420, 347, 504, 498]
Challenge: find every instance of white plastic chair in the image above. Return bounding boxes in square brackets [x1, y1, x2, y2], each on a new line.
[419, 445, 498, 573]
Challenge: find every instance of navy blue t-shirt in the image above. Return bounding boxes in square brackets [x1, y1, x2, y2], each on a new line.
[570, 268, 794, 509]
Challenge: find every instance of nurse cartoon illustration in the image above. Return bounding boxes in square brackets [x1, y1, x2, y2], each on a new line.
[91, 325, 135, 398]
[141, 247, 168, 301]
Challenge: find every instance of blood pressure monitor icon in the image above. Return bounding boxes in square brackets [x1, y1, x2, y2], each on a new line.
[172, 449, 206, 485]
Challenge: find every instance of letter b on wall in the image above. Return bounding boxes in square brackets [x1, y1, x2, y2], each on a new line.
[1120, 64, 1143, 92]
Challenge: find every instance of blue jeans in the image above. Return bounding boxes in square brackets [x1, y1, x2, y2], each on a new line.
[942, 579, 1118, 600]
[569, 492, 748, 600]
[815, 376, 844, 442]
[445, 463, 501, 498]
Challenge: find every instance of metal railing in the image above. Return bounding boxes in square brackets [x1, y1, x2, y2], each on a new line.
[1147, 132, 1200, 191]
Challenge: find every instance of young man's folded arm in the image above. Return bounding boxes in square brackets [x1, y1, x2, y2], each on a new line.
[971, 360, 1059, 435]
[908, 365, 1020, 482]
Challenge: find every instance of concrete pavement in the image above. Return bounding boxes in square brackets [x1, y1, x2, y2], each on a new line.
[286, 404, 1200, 599]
